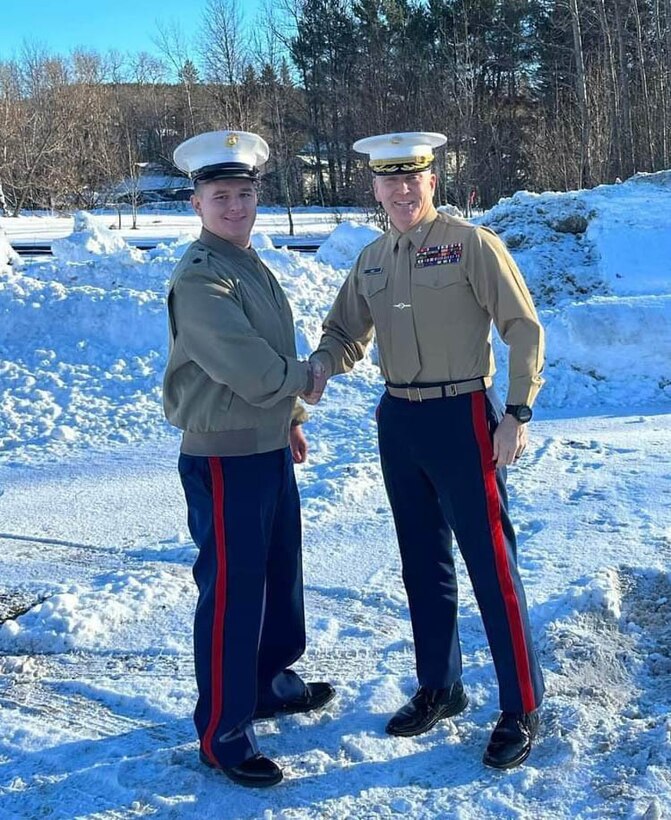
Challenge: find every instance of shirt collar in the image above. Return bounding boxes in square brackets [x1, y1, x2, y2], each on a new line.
[199, 227, 254, 258]
[389, 207, 439, 251]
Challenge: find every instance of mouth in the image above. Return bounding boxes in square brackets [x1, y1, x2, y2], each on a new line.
[393, 200, 417, 208]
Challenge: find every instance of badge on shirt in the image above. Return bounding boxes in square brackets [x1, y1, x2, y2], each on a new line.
[362, 266, 384, 275]
[415, 243, 463, 267]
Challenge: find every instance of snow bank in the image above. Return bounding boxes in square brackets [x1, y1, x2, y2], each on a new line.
[315, 221, 383, 269]
[1, 175, 670, 461]
[51, 211, 143, 265]
[477, 190, 606, 306]
[251, 232, 275, 250]
[535, 567, 623, 626]
[0, 224, 20, 270]
[479, 169, 671, 305]
[539, 295, 671, 407]
[0, 569, 190, 654]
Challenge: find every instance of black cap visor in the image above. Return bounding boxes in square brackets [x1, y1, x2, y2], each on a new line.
[193, 162, 260, 184]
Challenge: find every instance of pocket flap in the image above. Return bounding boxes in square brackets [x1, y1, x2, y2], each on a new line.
[359, 270, 389, 296]
[413, 264, 463, 288]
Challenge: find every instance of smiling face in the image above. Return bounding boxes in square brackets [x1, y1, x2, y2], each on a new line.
[191, 177, 258, 247]
[373, 170, 437, 233]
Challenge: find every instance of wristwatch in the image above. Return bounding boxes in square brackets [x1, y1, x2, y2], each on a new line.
[505, 404, 533, 423]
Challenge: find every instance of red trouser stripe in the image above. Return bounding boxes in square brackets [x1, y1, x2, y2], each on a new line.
[202, 457, 228, 764]
[471, 392, 536, 713]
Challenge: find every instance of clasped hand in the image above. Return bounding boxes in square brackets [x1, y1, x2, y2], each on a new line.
[301, 359, 328, 405]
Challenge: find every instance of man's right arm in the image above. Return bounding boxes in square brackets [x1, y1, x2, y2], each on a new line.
[310, 260, 376, 379]
[170, 274, 311, 408]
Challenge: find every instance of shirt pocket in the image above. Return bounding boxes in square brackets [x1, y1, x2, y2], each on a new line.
[413, 264, 463, 289]
[359, 270, 389, 298]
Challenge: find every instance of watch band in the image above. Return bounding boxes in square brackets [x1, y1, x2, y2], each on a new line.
[505, 404, 533, 423]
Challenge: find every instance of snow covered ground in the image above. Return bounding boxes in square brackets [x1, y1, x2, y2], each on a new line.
[0, 172, 670, 818]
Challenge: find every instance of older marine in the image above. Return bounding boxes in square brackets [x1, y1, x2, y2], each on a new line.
[305, 131, 545, 769]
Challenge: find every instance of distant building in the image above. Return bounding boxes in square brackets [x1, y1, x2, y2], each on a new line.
[110, 163, 192, 205]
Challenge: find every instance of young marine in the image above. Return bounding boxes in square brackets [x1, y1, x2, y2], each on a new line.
[164, 130, 333, 787]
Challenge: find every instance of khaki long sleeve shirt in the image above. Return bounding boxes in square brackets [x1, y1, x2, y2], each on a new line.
[163, 228, 309, 456]
[312, 209, 544, 406]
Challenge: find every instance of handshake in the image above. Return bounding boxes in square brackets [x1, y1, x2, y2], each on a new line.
[301, 358, 329, 405]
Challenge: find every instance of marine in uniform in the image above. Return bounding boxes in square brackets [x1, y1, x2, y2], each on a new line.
[163, 130, 334, 787]
[305, 132, 545, 769]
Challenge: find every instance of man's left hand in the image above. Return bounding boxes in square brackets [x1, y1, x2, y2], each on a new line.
[290, 424, 308, 464]
[492, 415, 529, 467]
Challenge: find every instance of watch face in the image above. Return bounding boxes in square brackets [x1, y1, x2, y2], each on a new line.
[517, 405, 533, 423]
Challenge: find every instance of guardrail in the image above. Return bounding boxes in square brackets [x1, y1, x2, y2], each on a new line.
[10, 236, 324, 257]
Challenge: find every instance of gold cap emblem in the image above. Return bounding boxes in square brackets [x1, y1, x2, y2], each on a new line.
[226, 133, 240, 147]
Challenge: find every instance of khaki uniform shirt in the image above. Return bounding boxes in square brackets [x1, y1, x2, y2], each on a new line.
[312, 209, 544, 406]
[163, 228, 309, 457]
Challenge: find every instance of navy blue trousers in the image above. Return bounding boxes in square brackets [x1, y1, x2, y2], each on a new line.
[178, 447, 307, 767]
[378, 389, 544, 713]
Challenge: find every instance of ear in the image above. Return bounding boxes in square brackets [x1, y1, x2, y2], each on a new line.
[191, 193, 202, 216]
[373, 176, 383, 204]
[429, 173, 437, 192]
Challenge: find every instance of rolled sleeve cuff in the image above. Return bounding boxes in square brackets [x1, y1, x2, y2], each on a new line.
[285, 358, 312, 395]
[506, 374, 545, 406]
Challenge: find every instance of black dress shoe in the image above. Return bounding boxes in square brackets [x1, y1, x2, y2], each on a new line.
[385, 681, 468, 737]
[199, 751, 283, 787]
[483, 710, 539, 769]
[254, 681, 336, 719]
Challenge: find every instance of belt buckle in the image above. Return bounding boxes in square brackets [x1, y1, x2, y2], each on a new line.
[406, 387, 422, 402]
[446, 383, 459, 397]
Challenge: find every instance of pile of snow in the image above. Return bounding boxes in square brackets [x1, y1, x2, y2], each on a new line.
[480, 171, 671, 408]
[536, 567, 624, 625]
[479, 170, 671, 305]
[478, 190, 605, 305]
[315, 221, 383, 269]
[250, 232, 275, 250]
[51, 211, 144, 266]
[0, 569, 191, 655]
[541, 295, 671, 406]
[437, 203, 464, 217]
[0, 224, 20, 270]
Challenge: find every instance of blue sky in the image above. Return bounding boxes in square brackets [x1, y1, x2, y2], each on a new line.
[0, 0, 262, 62]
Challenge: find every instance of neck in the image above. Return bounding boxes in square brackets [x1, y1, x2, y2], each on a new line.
[391, 205, 438, 235]
[202, 225, 251, 249]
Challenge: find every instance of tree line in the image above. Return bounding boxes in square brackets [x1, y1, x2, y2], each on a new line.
[1, 0, 669, 216]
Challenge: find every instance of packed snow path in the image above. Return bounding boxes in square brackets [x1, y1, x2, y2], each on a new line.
[0, 409, 669, 819]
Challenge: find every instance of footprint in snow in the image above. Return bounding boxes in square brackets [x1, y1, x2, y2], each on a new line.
[517, 518, 545, 544]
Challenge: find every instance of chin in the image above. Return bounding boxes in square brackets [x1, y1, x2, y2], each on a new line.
[394, 212, 418, 228]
